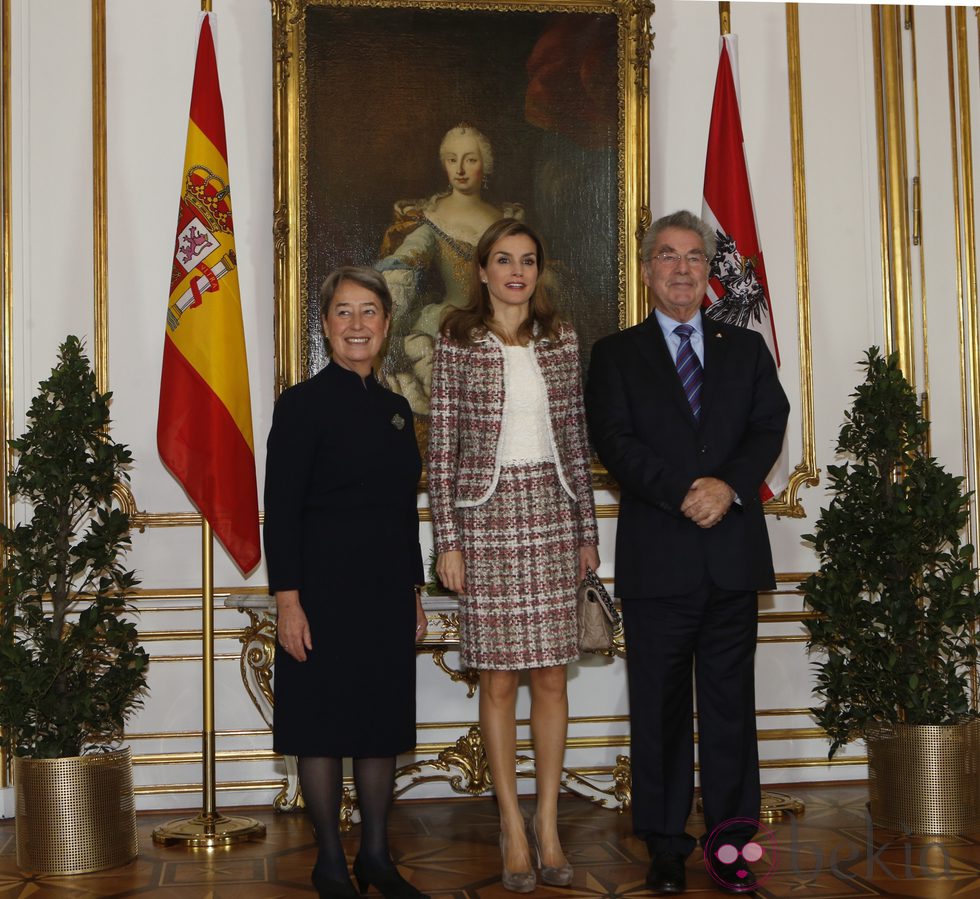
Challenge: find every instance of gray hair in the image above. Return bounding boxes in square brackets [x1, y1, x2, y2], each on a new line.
[641, 210, 717, 262]
[319, 266, 393, 319]
[439, 123, 494, 176]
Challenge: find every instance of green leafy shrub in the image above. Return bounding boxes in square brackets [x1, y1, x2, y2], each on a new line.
[802, 348, 980, 757]
[0, 336, 149, 758]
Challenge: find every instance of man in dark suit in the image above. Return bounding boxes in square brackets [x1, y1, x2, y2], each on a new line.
[585, 211, 789, 895]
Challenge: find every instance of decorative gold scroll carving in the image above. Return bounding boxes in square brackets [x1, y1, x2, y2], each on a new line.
[396, 725, 496, 797]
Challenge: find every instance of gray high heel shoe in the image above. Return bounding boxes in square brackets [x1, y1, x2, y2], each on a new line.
[531, 815, 574, 887]
[499, 831, 536, 893]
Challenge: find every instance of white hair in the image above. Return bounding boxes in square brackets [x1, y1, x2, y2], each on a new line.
[439, 123, 494, 176]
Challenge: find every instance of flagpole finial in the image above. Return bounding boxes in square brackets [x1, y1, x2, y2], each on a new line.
[202, 0, 212, 11]
[719, 1, 730, 35]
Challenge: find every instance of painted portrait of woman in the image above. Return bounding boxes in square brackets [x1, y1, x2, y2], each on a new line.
[298, 4, 627, 448]
[377, 124, 523, 414]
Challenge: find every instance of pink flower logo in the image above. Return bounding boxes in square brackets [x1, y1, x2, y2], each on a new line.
[702, 818, 777, 892]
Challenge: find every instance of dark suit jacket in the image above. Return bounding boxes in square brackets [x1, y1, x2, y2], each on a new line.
[585, 312, 789, 599]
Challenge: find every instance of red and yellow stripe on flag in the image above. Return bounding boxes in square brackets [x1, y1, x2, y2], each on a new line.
[157, 13, 260, 574]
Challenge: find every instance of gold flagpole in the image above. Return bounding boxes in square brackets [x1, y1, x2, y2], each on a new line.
[719, 1, 730, 36]
[153, 0, 265, 846]
[154, 525, 265, 845]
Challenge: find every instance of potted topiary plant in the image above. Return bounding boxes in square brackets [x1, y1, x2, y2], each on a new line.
[802, 347, 980, 834]
[0, 336, 149, 874]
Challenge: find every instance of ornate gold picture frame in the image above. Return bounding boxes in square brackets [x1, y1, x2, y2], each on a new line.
[272, 0, 655, 417]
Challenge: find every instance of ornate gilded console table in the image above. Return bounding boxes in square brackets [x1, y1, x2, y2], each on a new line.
[223, 594, 633, 823]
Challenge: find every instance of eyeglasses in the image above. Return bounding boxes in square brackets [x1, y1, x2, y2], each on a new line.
[649, 252, 710, 268]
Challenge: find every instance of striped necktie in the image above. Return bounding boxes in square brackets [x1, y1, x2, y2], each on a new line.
[673, 323, 703, 420]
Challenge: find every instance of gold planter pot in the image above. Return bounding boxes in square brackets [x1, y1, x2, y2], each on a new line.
[867, 720, 980, 835]
[13, 746, 138, 875]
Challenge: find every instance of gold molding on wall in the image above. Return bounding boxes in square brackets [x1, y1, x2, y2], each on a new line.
[958, 6, 980, 707]
[1, 0, 12, 791]
[768, 3, 819, 519]
[947, 11, 971, 538]
[872, 5, 915, 378]
[92, 0, 108, 392]
[871, 8, 890, 355]
[905, 6, 929, 443]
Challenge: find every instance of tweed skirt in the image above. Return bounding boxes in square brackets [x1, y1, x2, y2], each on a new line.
[457, 461, 580, 670]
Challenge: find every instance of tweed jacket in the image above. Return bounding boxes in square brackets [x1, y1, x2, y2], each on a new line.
[427, 322, 599, 554]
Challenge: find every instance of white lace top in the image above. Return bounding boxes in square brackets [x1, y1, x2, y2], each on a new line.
[500, 345, 555, 464]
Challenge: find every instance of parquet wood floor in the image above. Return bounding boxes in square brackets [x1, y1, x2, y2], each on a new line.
[2, 785, 980, 897]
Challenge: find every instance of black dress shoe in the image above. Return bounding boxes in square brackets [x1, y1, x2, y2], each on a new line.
[351, 855, 430, 899]
[712, 860, 757, 894]
[646, 851, 687, 895]
[311, 867, 358, 899]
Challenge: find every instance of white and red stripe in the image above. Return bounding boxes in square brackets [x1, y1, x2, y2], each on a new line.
[702, 34, 788, 501]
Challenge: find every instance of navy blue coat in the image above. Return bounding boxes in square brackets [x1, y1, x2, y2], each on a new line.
[264, 362, 423, 756]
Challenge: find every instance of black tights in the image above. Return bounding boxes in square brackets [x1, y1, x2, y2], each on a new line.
[298, 755, 397, 881]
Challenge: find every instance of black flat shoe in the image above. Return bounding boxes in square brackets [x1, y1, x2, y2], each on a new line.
[352, 856, 429, 899]
[312, 868, 359, 899]
[646, 851, 687, 895]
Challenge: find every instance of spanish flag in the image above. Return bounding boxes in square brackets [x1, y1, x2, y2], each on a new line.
[157, 13, 260, 575]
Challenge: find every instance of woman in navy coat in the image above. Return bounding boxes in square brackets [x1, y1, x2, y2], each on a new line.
[264, 266, 428, 899]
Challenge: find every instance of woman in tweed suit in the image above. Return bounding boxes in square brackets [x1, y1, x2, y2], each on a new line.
[428, 219, 599, 891]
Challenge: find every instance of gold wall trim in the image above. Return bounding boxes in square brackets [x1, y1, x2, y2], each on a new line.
[127, 729, 271, 740]
[92, 0, 108, 392]
[123, 717, 823, 744]
[766, 4, 819, 518]
[131, 768, 864, 799]
[134, 749, 277, 766]
[139, 629, 261, 642]
[141, 653, 243, 663]
[948, 11, 971, 552]
[1, 0, 12, 791]
[882, 6, 914, 378]
[774, 571, 811, 583]
[760, 755, 866, 769]
[135, 780, 287, 796]
[759, 610, 818, 622]
[871, 8, 891, 355]
[133, 585, 269, 598]
[960, 6, 980, 708]
[906, 6, 929, 436]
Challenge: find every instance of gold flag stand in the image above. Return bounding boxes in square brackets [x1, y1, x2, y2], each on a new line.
[152, 0, 264, 848]
[153, 521, 266, 846]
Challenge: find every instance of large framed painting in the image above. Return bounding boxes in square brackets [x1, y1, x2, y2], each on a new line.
[272, 0, 654, 455]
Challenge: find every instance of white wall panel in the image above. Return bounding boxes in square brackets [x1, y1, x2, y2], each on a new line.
[15, 1, 95, 422]
[915, 7, 968, 484]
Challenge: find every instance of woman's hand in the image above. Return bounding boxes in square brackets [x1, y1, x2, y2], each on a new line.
[275, 590, 313, 662]
[436, 550, 466, 593]
[415, 589, 428, 642]
[579, 545, 600, 582]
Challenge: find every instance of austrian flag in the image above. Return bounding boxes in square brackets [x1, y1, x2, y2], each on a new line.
[157, 13, 260, 574]
[701, 34, 788, 501]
